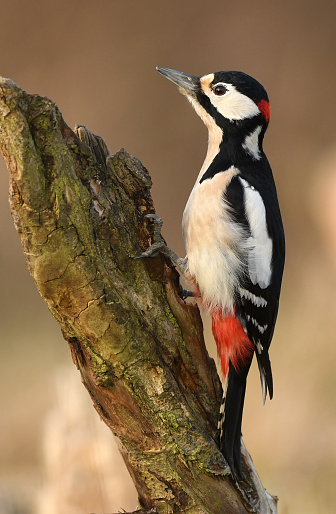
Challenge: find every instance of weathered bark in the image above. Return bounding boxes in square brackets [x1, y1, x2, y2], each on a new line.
[0, 77, 278, 514]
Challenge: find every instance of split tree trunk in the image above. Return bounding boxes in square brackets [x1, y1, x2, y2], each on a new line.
[0, 77, 278, 514]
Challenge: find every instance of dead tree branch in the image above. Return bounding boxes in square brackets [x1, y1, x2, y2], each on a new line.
[0, 77, 277, 513]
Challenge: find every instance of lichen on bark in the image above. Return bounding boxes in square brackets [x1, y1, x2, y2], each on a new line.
[0, 77, 278, 514]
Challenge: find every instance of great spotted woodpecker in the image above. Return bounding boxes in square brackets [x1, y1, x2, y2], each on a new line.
[140, 67, 285, 479]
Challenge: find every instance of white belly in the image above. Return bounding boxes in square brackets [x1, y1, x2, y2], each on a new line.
[182, 167, 247, 314]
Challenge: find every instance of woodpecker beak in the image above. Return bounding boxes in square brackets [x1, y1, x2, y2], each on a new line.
[156, 67, 199, 95]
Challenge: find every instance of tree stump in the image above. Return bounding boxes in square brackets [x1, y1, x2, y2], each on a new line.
[0, 77, 277, 514]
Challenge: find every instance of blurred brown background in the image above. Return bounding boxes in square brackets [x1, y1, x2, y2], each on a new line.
[1, 1, 336, 513]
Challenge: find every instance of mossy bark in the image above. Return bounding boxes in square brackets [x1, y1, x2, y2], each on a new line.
[0, 77, 278, 514]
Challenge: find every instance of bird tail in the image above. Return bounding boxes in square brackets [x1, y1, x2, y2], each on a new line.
[218, 362, 251, 478]
[212, 310, 254, 478]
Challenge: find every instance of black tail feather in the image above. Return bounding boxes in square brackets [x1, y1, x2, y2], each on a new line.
[219, 361, 251, 479]
[232, 381, 246, 477]
[256, 351, 273, 402]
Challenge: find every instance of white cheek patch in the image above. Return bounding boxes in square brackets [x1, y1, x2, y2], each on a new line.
[239, 177, 273, 289]
[206, 83, 260, 121]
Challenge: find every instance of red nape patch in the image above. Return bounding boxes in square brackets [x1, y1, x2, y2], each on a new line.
[257, 99, 271, 123]
[211, 310, 254, 376]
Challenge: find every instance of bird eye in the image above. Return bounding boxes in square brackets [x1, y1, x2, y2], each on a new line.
[213, 84, 227, 96]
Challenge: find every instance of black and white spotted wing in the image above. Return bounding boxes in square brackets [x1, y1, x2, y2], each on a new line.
[225, 172, 285, 401]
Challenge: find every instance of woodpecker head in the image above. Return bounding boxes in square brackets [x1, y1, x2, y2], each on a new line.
[157, 67, 271, 167]
[157, 67, 270, 128]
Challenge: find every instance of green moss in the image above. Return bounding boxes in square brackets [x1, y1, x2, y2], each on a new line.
[81, 338, 117, 386]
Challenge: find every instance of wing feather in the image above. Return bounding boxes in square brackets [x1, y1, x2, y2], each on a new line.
[225, 174, 284, 399]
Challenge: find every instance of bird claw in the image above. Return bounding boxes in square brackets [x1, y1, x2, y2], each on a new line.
[180, 287, 195, 301]
[133, 213, 183, 270]
[132, 240, 166, 259]
[144, 213, 163, 230]
[134, 216, 192, 302]
[132, 213, 167, 260]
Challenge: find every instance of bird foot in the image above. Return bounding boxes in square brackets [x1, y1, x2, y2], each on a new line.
[134, 214, 195, 303]
[133, 214, 185, 272]
[133, 214, 167, 259]
[180, 287, 195, 301]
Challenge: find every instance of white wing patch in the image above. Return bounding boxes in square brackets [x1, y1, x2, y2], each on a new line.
[239, 177, 273, 289]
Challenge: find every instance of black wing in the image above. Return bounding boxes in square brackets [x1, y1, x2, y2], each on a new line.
[225, 172, 285, 401]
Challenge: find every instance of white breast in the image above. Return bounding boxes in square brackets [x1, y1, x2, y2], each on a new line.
[182, 167, 248, 314]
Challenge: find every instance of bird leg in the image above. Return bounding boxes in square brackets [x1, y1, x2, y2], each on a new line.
[134, 214, 194, 300]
